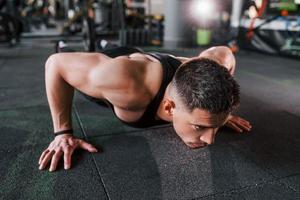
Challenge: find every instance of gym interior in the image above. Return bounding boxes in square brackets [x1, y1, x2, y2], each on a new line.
[1, 0, 299, 199]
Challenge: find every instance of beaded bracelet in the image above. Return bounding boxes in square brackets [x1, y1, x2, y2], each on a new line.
[54, 128, 73, 137]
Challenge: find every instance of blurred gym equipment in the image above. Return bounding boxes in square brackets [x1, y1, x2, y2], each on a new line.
[81, 0, 164, 51]
[236, 0, 300, 57]
[0, 0, 23, 45]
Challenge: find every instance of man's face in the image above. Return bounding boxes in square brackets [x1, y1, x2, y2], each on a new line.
[172, 107, 229, 148]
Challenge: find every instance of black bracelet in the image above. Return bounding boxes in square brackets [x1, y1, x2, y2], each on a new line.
[54, 128, 73, 137]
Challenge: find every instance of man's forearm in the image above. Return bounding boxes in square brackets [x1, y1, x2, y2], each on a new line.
[45, 56, 74, 132]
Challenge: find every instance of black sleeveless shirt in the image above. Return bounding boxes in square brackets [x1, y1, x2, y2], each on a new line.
[79, 47, 182, 128]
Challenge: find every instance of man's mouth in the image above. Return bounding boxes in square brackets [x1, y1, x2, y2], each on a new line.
[187, 142, 207, 148]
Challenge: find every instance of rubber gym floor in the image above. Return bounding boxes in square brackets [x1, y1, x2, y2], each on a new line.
[0, 39, 299, 200]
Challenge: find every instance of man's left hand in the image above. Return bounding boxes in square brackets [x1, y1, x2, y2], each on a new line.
[225, 115, 252, 133]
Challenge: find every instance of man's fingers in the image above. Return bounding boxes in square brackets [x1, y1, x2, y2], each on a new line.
[49, 150, 63, 172]
[237, 118, 251, 126]
[234, 119, 252, 131]
[230, 115, 251, 126]
[39, 149, 49, 165]
[226, 115, 252, 133]
[227, 121, 243, 133]
[229, 117, 252, 130]
[68, 138, 75, 146]
[240, 122, 252, 131]
[39, 150, 55, 170]
[78, 140, 98, 153]
[63, 147, 74, 170]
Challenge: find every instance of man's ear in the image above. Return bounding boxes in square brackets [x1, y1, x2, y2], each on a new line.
[163, 99, 176, 116]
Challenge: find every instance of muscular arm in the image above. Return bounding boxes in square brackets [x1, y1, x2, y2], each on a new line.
[45, 52, 147, 131]
[45, 52, 109, 131]
[198, 46, 236, 75]
[175, 46, 236, 75]
[40, 52, 148, 172]
[45, 55, 73, 132]
[40, 52, 109, 172]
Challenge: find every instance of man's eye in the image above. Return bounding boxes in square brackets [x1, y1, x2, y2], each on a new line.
[193, 125, 204, 131]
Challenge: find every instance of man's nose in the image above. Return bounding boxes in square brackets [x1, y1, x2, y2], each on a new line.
[200, 129, 216, 145]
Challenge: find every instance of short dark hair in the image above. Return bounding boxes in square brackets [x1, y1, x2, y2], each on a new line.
[171, 58, 240, 114]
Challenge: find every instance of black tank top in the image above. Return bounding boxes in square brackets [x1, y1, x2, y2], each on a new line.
[79, 47, 182, 128]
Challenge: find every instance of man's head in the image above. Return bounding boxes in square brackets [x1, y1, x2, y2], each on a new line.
[163, 57, 240, 148]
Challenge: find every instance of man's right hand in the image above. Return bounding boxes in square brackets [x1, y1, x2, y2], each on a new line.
[38, 134, 98, 172]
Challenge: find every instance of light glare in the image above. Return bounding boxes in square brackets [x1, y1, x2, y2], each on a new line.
[194, 0, 214, 18]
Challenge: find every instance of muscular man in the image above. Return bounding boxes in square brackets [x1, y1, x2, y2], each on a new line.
[39, 45, 252, 172]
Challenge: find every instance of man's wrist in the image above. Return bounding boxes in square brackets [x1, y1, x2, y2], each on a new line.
[54, 128, 73, 137]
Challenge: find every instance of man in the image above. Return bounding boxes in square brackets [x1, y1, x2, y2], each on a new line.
[39, 44, 252, 172]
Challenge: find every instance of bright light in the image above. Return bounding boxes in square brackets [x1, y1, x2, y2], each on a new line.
[248, 5, 258, 19]
[68, 10, 75, 19]
[191, 0, 215, 19]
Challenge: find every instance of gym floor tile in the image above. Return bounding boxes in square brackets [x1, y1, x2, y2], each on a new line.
[227, 97, 300, 178]
[0, 86, 48, 110]
[0, 105, 84, 149]
[279, 175, 300, 192]
[200, 178, 299, 200]
[0, 105, 107, 199]
[0, 51, 49, 109]
[77, 126, 275, 200]
[0, 144, 107, 200]
[235, 53, 300, 116]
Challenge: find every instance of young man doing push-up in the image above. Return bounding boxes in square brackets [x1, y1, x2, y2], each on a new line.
[39, 45, 252, 172]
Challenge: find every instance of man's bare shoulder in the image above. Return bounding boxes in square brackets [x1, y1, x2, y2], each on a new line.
[96, 56, 145, 79]
[88, 55, 148, 95]
[174, 56, 191, 62]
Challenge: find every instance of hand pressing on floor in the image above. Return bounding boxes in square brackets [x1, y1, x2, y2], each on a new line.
[38, 134, 98, 172]
[225, 115, 252, 133]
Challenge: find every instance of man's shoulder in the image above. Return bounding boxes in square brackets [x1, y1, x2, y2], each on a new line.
[91, 55, 151, 97]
